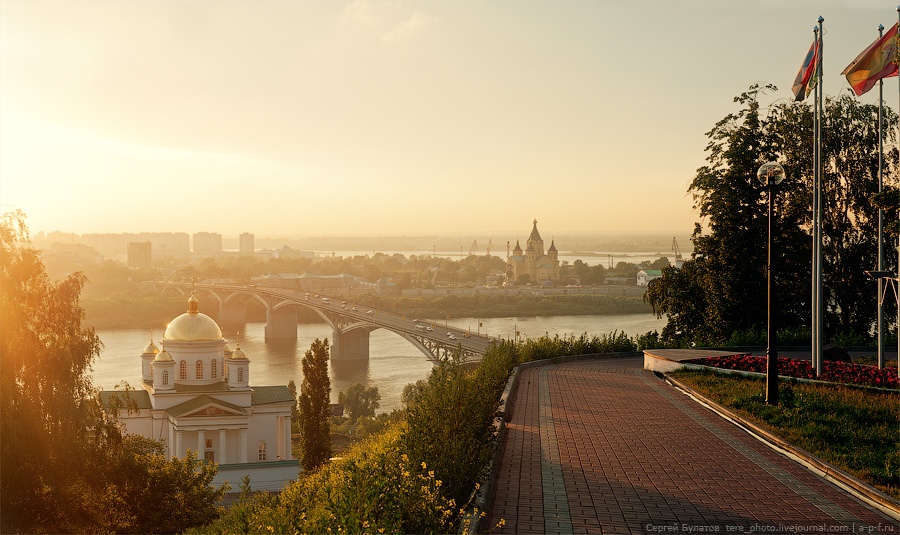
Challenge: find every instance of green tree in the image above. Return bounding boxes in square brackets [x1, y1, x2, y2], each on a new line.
[0, 210, 107, 531]
[299, 338, 332, 471]
[1, 211, 228, 533]
[400, 344, 515, 508]
[815, 92, 899, 337]
[94, 435, 226, 534]
[288, 379, 300, 433]
[338, 383, 381, 423]
[647, 84, 898, 345]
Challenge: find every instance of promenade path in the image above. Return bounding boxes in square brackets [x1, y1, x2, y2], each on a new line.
[486, 356, 898, 534]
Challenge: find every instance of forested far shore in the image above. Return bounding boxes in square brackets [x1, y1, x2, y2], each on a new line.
[81, 292, 652, 330]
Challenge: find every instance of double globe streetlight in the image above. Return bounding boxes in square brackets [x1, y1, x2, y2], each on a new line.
[758, 162, 786, 405]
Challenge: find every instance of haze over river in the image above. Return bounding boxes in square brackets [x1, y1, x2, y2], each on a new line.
[92, 314, 666, 413]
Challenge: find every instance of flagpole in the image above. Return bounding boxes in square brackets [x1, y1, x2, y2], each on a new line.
[878, 24, 885, 370]
[811, 24, 820, 374]
[815, 15, 825, 378]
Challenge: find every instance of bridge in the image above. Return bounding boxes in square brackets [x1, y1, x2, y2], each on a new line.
[159, 282, 494, 363]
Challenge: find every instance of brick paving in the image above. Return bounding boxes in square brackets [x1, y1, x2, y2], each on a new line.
[486, 357, 899, 534]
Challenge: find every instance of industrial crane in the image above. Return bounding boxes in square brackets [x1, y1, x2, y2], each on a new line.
[672, 237, 684, 268]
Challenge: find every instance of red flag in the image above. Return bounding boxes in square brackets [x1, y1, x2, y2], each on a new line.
[842, 22, 899, 96]
[792, 37, 819, 102]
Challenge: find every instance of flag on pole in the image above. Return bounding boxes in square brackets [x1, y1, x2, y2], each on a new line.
[792, 36, 819, 101]
[842, 22, 899, 96]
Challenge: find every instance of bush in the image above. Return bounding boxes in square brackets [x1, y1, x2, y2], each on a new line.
[401, 344, 515, 510]
[516, 331, 637, 363]
[201, 425, 455, 534]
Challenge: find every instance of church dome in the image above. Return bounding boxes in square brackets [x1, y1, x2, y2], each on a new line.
[163, 294, 223, 341]
[142, 341, 160, 355]
[231, 343, 248, 360]
[155, 349, 173, 362]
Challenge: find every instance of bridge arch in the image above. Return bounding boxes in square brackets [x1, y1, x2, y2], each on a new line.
[161, 282, 490, 363]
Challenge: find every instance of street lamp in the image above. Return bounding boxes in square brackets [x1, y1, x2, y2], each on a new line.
[758, 162, 786, 405]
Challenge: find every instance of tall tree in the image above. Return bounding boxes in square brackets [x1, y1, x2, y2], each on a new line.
[0, 210, 107, 531]
[1, 211, 228, 533]
[299, 338, 332, 471]
[647, 85, 898, 345]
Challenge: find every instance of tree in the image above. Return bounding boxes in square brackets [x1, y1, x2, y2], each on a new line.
[646, 84, 898, 345]
[338, 383, 381, 422]
[299, 338, 332, 471]
[93, 435, 226, 534]
[0, 210, 107, 531]
[1, 211, 228, 533]
[288, 379, 300, 433]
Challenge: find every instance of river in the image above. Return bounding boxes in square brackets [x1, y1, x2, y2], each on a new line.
[91, 313, 666, 413]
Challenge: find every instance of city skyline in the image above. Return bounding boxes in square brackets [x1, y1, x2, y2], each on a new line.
[1, 1, 897, 237]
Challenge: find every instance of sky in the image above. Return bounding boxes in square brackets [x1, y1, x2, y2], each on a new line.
[1, 0, 897, 239]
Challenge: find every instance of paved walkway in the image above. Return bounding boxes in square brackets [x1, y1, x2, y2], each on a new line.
[486, 357, 898, 534]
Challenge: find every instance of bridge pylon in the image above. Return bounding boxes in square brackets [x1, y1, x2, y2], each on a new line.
[265, 305, 298, 340]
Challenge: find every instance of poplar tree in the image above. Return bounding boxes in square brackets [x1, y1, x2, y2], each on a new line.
[299, 338, 332, 471]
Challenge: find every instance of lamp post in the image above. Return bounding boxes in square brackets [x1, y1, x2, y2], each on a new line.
[758, 162, 786, 405]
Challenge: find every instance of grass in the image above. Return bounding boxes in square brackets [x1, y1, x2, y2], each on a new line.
[669, 369, 900, 500]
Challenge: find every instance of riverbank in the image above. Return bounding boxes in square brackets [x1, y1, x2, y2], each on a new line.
[82, 292, 653, 330]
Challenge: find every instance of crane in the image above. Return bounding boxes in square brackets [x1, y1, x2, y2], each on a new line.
[672, 237, 684, 268]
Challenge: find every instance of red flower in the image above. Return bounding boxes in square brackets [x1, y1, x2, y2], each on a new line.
[684, 354, 898, 389]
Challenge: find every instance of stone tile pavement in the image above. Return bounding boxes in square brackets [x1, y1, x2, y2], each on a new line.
[485, 357, 899, 534]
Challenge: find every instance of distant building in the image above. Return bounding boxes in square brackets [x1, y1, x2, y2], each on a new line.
[79, 232, 190, 260]
[127, 241, 152, 270]
[239, 233, 255, 254]
[100, 294, 297, 491]
[637, 269, 662, 286]
[193, 232, 223, 253]
[506, 220, 560, 284]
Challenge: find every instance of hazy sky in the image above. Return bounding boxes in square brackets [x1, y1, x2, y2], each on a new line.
[1, 0, 897, 238]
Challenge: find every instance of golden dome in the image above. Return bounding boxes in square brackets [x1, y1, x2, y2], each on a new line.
[164, 312, 223, 341]
[231, 341, 248, 360]
[142, 342, 160, 355]
[155, 349, 173, 362]
[163, 294, 222, 341]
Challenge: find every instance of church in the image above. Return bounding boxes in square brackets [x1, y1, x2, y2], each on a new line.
[506, 220, 561, 284]
[100, 293, 298, 491]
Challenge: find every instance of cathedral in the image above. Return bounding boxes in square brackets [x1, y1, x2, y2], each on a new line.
[100, 293, 298, 491]
[506, 220, 560, 283]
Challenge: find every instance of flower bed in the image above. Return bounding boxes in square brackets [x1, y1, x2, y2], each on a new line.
[685, 354, 899, 389]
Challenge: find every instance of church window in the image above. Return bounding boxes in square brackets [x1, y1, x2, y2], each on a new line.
[204, 450, 215, 462]
[162, 370, 169, 386]
[258, 441, 267, 461]
[196, 360, 203, 379]
[180, 360, 187, 380]
[211, 359, 217, 379]
[237, 368, 244, 383]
